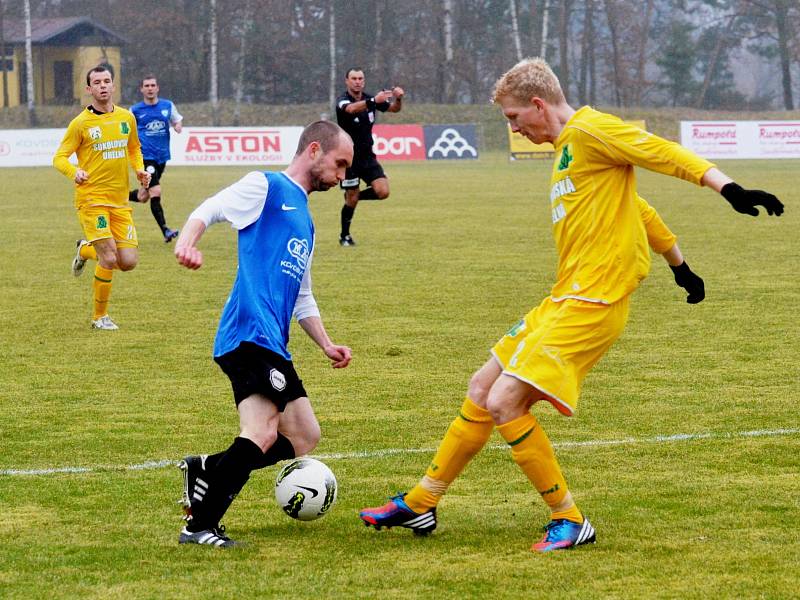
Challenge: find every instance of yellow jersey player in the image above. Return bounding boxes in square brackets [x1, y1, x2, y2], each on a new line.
[359, 58, 782, 552]
[53, 66, 150, 330]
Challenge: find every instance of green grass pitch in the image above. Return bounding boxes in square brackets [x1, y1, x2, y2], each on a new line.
[0, 154, 798, 598]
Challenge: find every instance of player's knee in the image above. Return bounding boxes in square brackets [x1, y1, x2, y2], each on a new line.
[291, 422, 321, 456]
[117, 256, 138, 271]
[97, 252, 117, 270]
[485, 392, 524, 424]
[485, 396, 508, 423]
[242, 427, 278, 453]
[376, 188, 390, 200]
[467, 371, 492, 405]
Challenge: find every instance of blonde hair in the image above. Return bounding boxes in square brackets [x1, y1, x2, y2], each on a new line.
[492, 57, 565, 105]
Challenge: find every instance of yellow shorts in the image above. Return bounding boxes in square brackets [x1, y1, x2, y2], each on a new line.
[77, 205, 138, 248]
[491, 296, 630, 416]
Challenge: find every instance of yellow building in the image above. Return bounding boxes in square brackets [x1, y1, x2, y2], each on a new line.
[0, 17, 125, 107]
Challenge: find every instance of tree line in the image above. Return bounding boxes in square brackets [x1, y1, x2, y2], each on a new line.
[6, 0, 800, 112]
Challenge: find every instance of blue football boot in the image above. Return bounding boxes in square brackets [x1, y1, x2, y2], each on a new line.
[359, 493, 437, 536]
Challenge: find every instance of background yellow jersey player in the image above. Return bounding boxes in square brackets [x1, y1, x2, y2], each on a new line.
[53, 65, 150, 330]
[359, 57, 783, 553]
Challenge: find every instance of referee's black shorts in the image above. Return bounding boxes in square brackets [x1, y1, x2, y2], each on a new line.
[341, 154, 386, 189]
[214, 342, 307, 411]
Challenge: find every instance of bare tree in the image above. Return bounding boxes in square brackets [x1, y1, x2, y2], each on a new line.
[208, 0, 219, 124]
[232, 0, 253, 126]
[738, 0, 797, 109]
[0, 0, 8, 108]
[695, 12, 737, 108]
[329, 0, 336, 110]
[773, 0, 795, 109]
[633, 0, 654, 106]
[540, 0, 550, 57]
[24, 0, 36, 125]
[510, 0, 523, 61]
[578, 0, 594, 104]
[372, 0, 383, 75]
[604, 0, 623, 106]
[442, 0, 455, 102]
[558, 0, 571, 100]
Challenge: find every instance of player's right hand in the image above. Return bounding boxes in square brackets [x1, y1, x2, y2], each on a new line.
[721, 182, 784, 217]
[74, 169, 89, 184]
[175, 245, 203, 270]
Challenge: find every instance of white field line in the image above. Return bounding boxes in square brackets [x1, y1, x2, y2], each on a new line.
[1, 427, 798, 477]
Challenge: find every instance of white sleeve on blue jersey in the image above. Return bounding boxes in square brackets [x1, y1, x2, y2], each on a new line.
[293, 252, 320, 322]
[169, 102, 183, 124]
[189, 171, 269, 230]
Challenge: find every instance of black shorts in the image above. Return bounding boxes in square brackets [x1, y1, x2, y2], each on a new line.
[214, 342, 307, 411]
[144, 160, 167, 188]
[341, 154, 386, 189]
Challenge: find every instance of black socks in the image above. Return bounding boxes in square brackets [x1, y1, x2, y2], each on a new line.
[340, 204, 355, 237]
[149, 196, 168, 233]
[188, 434, 296, 531]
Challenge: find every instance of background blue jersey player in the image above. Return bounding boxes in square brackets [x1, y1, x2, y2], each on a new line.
[172, 121, 354, 547]
[129, 75, 183, 242]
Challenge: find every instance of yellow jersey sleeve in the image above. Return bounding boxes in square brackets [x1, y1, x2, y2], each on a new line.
[637, 196, 677, 255]
[53, 118, 81, 181]
[567, 111, 715, 185]
[126, 112, 144, 173]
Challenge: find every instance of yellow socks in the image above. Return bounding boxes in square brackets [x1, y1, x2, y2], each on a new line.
[404, 398, 494, 513]
[497, 413, 582, 524]
[92, 265, 113, 320]
[80, 243, 97, 261]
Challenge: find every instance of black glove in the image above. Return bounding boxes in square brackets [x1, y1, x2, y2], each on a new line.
[670, 261, 705, 304]
[720, 182, 784, 217]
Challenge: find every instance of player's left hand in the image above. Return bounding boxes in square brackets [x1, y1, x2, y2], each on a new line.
[721, 182, 784, 217]
[324, 344, 352, 369]
[136, 169, 151, 187]
[670, 261, 705, 304]
[391, 86, 404, 99]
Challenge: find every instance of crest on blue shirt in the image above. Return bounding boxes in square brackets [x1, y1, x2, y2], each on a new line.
[161, 109, 169, 118]
[287, 238, 309, 270]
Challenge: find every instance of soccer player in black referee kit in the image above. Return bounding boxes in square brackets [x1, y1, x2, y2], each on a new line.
[335, 68, 404, 246]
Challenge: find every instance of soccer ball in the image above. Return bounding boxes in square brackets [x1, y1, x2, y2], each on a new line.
[274, 458, 337, 521]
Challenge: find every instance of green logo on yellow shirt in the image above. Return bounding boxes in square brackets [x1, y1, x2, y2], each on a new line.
[120, 122, 129, 134]
[557, 144, 573, 171]
[96, 215, 108, 229]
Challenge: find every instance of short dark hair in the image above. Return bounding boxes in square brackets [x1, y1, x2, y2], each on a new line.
[86, 64, 113, 86]
[140, 74, 158, 87]
[295, 120, 346, 156]
[344, 67, 364, 79]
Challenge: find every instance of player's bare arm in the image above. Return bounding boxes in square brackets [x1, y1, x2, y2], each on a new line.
[298, 316, 352, 369]
[174, 219, 206, 270]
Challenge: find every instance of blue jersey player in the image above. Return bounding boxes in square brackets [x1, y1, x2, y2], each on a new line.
[129, 75, 183, 242]
[173, 121, 354, 547]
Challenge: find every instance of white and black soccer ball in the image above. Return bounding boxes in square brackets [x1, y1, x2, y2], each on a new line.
[274, 458, 337, 521]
